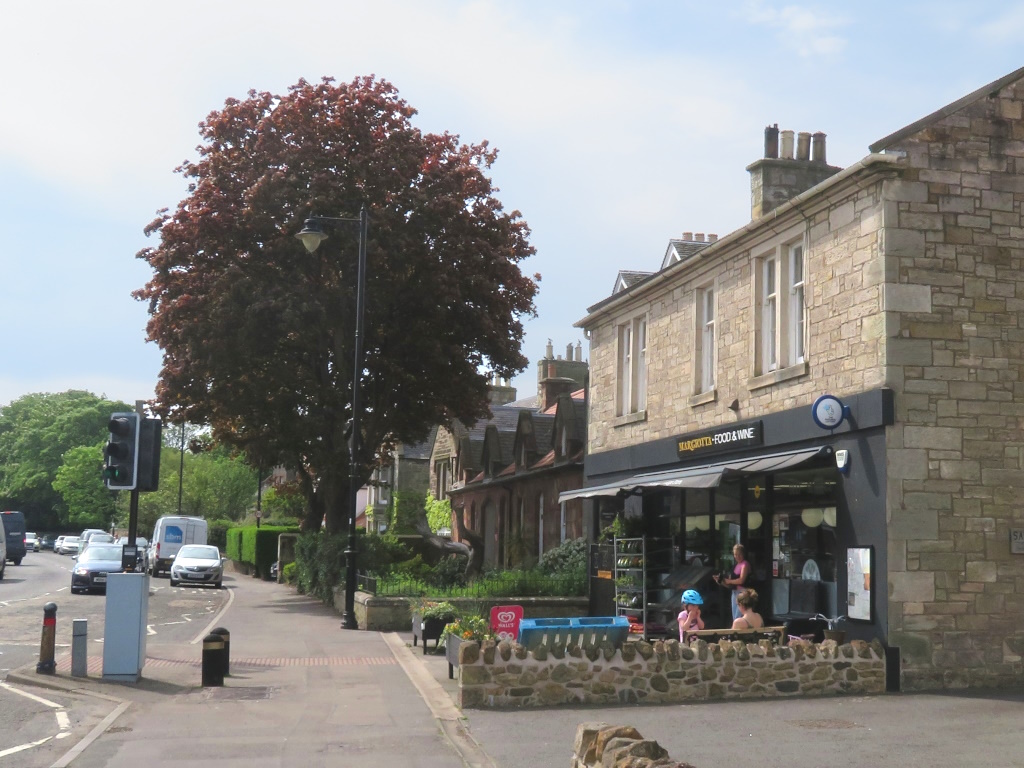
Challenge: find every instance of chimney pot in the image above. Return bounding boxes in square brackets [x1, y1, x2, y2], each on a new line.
[708, 233, 718, 243]
[566, 343, 573, 360]
[764, 124, 779, 159]
[545, 339, 553, 359]
[797, 131, 811, 161]
[682, 231, 693, 241]
[780, 130, 795, 160]
[575, 341, 583, 362]
[812, 132, 827, 164]
[695, 233, 704, 242]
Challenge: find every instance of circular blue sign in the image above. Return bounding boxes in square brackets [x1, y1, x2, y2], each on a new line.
[812, 394, 846, 430]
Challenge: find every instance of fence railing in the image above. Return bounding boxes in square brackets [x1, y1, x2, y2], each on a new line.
[356, 570, 585, 598]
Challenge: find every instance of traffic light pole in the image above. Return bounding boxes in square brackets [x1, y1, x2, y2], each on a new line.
[127, 489, 139, 545]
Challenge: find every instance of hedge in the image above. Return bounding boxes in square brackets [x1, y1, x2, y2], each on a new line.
[226, 525, 300, 578]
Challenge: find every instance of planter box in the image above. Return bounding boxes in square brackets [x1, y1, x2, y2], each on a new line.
[412, 614, 453, 655]
[445, 635, 483, 679]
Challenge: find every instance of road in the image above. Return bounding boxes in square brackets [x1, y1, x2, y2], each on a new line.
[0, 548, 231, 762]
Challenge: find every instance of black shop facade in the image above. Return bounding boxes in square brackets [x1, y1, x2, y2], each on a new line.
[565, 388, 893, 644]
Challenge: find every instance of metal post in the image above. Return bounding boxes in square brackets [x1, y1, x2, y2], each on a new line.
[202, 633, 225, 687]
[211, 627, 230, 677]
[36, 602, 57, 674]
[177, 421, 185, 515]
[72, 619, 88, 677]
[341, 206, 368, 631]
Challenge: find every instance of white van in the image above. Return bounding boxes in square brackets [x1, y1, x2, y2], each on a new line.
[149, 516, 208, 577]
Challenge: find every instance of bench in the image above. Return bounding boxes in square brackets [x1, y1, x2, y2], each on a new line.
[517, 617, 630, 651]
[684, 625, 787, 645]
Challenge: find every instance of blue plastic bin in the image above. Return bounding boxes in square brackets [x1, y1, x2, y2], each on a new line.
[517, 616, 629, 650]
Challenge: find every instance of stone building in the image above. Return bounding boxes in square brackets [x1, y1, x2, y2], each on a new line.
[564, 67, 1024, 691]
[430, 341, 589, 568]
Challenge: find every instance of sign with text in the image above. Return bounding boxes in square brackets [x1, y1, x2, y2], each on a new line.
[1011, 528, 1024, 554]
[676, 420, 763, 459]
[489, 605, 524, 643]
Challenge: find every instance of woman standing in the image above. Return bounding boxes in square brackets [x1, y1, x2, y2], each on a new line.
[714, 543, 750, 620]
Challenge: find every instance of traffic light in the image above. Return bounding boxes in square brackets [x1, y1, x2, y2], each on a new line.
[104, 412, 140, 490]
[136, 418, 163, 492]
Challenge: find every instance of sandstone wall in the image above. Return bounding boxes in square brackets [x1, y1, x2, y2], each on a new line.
[458, 637, 885, 708]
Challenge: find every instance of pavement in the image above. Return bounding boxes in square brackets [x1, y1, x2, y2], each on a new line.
[7, 580, 1024, 768]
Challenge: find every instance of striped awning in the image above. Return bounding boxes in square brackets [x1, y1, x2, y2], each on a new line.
[558, 445, 830, 503]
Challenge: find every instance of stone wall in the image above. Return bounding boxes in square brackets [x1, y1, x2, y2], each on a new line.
[458, 637, 885, 708]
[879, 76, 1024, 691]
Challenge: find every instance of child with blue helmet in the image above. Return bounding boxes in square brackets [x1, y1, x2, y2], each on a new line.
[677, 588, 705, 642]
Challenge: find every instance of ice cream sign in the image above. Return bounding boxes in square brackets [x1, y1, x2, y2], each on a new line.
[489, 605, 524, 642]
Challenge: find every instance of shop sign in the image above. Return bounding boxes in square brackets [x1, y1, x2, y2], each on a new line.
[812, 394, 848, 430]
[1011, 529, 1024, 554]
[676, 420, 763, 458]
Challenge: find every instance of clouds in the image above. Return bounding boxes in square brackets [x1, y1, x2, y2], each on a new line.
[1, 1, 1023, 408]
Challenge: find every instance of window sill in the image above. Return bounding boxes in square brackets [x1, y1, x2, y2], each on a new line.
[614, 410, 647, 427]
[747, 361, 808, 391]
[688, 389, 717, 407]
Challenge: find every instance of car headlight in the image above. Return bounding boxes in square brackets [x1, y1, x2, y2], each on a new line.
[74, 567, 88, 576]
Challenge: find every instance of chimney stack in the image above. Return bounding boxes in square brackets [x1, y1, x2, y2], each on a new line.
[747, 124, 842, 219]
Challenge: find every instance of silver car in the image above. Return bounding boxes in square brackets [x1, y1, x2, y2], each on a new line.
[59, 536, 81, 555]
[169, 545, 224, 588]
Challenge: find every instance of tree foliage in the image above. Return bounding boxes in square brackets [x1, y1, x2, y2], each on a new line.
[124, 444, 258, 535]
[0, 391, 131, 530]
[136, 76, 538, 533]
[52, 444, 118, 530]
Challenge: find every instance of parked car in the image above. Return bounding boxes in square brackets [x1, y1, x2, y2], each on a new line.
[80, 532, 115, 554]
[169, 544, 224, 588]
[54, 536, 66, 553]
[59, 536, 81, 556]
[39, 534, 56, 551]
[150, 516, 208, 577]
[70, 543, 124, 594]
[1, 511, 27, 565]
[25, 532, 39, 552]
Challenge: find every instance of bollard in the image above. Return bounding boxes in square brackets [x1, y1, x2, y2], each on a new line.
[202, 633, 225, 687]
[71, 619, 88, 677]
[36, 602, 57, 674]
[210, 627, 230, 677]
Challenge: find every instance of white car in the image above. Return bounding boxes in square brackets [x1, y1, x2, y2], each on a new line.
[59, 536, 81, 555]
[169, 545, 224, 588]
[25, 532, 39, 552]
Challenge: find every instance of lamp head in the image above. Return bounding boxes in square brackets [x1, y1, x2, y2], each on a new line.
[296, 218, 328, 253]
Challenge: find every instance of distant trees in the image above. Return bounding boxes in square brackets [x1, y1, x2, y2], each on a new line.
[0, 391, 130, 530]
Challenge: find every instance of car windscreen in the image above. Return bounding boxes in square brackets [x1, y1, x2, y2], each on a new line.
[177, 546, 219, 560]
[80, 546, 122, 561]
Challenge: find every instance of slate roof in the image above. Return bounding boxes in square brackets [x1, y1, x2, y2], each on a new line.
[613, 270, 654, 295]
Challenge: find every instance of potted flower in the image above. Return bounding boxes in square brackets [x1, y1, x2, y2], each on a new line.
[441, 614, 493, 679]
[410, 600, 459, 654]
[815, 613, 847, 644]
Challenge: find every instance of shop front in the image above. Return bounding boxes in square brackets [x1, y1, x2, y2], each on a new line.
[566, 388, 893, 644]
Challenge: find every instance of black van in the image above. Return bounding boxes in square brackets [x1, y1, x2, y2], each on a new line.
[1, 511, 27, 565]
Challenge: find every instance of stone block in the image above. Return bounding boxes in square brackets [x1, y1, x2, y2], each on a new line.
[883, 283, 932, 313]
[965, 560, 997, 582]
[889, 571, 935, 602]
[890, 507, 939, 540]
[904, 426, 962, 450]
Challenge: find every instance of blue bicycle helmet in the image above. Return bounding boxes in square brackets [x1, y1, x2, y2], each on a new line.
[681, 589, 703, 605]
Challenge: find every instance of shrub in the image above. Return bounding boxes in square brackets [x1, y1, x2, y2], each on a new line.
[207, 518, 233, 551]
[537, 537, 588, 575]
[227, 525, 300, 579]
[282, 561, 297, 584]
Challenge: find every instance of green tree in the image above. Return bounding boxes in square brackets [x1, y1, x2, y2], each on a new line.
[136, 77, 537, 534]
[52, 444, 118, 530]
[125, 444, 258, 535]
[0, 391, 131, 530]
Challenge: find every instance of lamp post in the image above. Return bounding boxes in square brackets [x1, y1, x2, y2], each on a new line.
[296, 206, 368, 630]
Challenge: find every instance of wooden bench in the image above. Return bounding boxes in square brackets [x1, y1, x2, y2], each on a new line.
[684, 625, 787, 645]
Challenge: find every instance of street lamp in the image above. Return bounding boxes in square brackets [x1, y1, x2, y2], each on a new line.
[296, 205, 369, 631]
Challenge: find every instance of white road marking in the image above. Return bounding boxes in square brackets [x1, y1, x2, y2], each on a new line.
[0, 681, 62, 708]
[0, 682, 74, 752]
[0, 736, 52, 757]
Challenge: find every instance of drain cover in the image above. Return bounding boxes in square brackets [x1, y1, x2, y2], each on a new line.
[202, 686, 275, 701]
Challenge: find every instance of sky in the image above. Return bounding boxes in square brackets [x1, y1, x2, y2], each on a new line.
[2, 1, 1023, 410]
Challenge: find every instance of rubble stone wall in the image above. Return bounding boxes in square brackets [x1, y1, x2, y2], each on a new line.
[458, 637, 886, 709]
